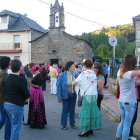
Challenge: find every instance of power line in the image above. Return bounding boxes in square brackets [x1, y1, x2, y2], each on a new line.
[64, 0, 131, 20]
[38, 0, 110, 27]
[38, 0, 135, 40]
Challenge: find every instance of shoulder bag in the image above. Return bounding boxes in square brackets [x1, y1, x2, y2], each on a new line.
[78, 83, 92, 107]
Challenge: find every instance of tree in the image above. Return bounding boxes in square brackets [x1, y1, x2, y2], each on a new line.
[96, 44, 110, 57]
[128, 42, 136, 55]
[115, 44, 125, 57]
[116, 36, 126, 50]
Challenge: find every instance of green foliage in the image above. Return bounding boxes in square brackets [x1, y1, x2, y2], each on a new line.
[96, 44, 110, 57]
[94, 55, 110, 64]
[102, 58, 110, 64]
[76, 32, 109, 51]
[92, 23, 135, 40]
[94, 55, 103, 63]
[128, 42, 136, 55]
[116, 36, 126, 49]
[75, 23, 136, 59]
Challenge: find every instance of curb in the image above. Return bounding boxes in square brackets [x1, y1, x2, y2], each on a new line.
[101, 103, 120, 120]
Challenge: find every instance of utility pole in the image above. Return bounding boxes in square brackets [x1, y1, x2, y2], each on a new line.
[126, 33, 128, 54]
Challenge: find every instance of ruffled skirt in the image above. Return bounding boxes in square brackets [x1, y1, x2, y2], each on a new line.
[27, 101, 47, 128]
[79, 95, 102, 131]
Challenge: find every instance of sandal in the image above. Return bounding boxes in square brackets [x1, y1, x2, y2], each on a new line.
[61, 126, 67, 130]
[71, 125, 77, 129]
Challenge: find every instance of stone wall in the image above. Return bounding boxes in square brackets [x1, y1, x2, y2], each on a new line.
[31, 30, 44, 41]
[135, 21, 140, 65]
[31, 31, 93, 65]
[108, 77, 117, 95]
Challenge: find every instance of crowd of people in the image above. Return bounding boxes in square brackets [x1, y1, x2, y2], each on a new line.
[0, 55, 139, 140]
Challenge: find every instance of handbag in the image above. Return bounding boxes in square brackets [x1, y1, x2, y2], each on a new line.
[77, 83, 92, 107]
[78, 90, 85, 107]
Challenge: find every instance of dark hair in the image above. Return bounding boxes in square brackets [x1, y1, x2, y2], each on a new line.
[120, 55, 136, 79]
[94, 62, 105, 76]
[83, 59, 93, 69]
[29, 62, 38, 71]
[62, 67, 66, 72]
[75, 64, 78, 68]
[65, 61, 74, 70]
[0, 56, 11, 70]
[43, 67, 45, 71]
[11, 59, 22, 72]
[102, 62, 106, 66]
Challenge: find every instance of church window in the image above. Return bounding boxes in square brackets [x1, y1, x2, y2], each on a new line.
[52, 50, 57, 54]
[55, 12, 59, 27]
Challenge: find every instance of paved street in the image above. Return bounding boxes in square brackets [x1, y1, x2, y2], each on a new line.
[0, 81, 118, 140]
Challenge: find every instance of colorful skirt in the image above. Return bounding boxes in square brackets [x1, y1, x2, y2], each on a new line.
[79, 95, 101, 131]
[27, 86, 47, 128]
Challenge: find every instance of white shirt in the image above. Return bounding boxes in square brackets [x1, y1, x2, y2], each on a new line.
[117, 70, 136, 102]
[75, 70, 97, 96]
[7, 69, 12, 74]
[49, 66, 52, 70]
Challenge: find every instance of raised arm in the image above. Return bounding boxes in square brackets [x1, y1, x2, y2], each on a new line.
[131, 70, 140, 79]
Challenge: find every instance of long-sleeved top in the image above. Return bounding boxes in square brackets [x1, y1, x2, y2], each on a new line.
[57, 71, 77, 99]
[4, 74, 30, 106]
[0, 70, 8, 105]
[49, 68, 58, 78]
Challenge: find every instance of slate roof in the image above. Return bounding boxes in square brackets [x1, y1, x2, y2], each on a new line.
[133, 14, 140, 29]
[133, 14, 140, 19]
[0, 10, 19, 18]
[0, 10, 47, 33]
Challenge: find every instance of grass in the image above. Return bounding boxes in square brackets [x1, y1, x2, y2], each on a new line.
[114, 117, 120, 122]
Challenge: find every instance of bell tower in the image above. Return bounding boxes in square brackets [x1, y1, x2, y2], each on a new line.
[49, 0, 65, 31]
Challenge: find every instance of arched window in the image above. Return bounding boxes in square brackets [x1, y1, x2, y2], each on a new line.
[52, 50, 57, 54]
[55, 12, 59, 27]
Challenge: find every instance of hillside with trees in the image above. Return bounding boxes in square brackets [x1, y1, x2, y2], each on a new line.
[75, 23, 135, 63]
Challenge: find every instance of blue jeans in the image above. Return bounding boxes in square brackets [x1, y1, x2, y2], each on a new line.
[116, 101, 137, 140]
[61, 93, 77, 126]
[4, 103, 24, 140]
[0, 105, 11, 140]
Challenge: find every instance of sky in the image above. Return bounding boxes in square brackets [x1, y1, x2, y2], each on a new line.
[0, 0, 140, 35]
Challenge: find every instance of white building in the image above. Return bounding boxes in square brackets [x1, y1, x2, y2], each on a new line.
[0, 10, 47, 66]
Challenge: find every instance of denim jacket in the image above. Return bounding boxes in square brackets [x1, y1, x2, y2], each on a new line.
[57, 71, 78, 99]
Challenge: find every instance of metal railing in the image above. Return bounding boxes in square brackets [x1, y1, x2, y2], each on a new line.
[110, 65, 140, 79]
[0, 43, 22, 50]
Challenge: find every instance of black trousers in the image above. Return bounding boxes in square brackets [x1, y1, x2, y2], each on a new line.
[97, 95, 104, 110]
[42, 79, 46, 91]
[129, 101, 138, 136]
[104, 74, 108, 86]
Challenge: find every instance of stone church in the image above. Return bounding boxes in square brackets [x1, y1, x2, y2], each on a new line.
[30, 0, 93, 65]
